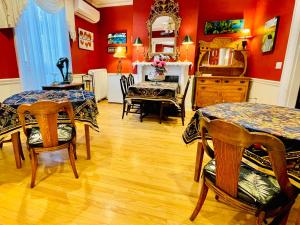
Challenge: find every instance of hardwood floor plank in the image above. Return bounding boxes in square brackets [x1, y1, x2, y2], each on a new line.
[0, 101, 298, 225]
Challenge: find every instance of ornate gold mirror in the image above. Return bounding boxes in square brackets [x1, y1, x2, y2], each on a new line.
[147, 0, 181, 59]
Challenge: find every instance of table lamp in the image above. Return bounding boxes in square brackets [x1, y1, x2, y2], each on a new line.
[182, 35, 193, 62]
[240, 28, 252, 49]
[113, 46, 126, 74]
[133, 37, 143, 62]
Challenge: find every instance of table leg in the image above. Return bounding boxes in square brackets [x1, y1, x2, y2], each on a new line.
[84, 124, 91, 160]
[194, 141, 204, 182]
[11, 132, 22, 169]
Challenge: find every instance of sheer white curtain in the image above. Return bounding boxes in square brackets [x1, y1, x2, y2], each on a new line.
[0, 0, 27, 28]
[15, 0, 72, 90]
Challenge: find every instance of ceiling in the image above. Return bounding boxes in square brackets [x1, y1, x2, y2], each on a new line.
[86, 0, 133, 8]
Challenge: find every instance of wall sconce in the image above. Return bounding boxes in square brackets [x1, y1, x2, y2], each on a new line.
[240, 28, 252, 49]
[182, 35, 193, 62]
[133, 37, 143, 62]
[113, 46, 126, 74]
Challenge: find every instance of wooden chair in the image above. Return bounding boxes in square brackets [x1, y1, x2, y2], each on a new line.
[190, 117, 299, 224]
[127, 73, 135, 87]
[120, 75, 143, 121]
[17, 101, 78, 188]
[0, 102, 25, 161]
[160, 77, 191, 125]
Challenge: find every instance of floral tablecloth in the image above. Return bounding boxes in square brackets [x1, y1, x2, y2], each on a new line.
[182, 102, 300, 188]
[0, 90, 99, 139]
[126, 82, 180, 107]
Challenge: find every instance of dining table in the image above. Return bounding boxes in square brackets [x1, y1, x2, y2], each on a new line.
[182, 102, 300, 189]
[126, 81, 180, 107]
[1, 90, 99, 168]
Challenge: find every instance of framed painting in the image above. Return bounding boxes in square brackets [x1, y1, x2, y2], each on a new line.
[107, 46, 127, 54]
[107, 32, 127, 44]
[204, 19, 244, 35]
[78, 28, 94, 51]
[261, 16, 279, 53]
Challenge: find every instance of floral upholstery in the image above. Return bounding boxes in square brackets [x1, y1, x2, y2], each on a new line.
[27, 124, 75, 147]
[204, 159, 281, 207]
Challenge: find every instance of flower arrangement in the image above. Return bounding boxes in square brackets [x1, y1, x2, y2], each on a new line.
[151, 54, 169, 75]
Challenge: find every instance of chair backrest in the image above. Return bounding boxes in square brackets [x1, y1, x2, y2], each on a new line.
[17, 101, 75, 148]
[182, 77, 191, 104]
[120, 75, 128, 99]
[127, 73, 135, 87]
[200, 117, 294, 198]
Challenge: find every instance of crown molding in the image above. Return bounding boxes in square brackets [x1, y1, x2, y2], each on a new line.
[86, 0, 133, 8]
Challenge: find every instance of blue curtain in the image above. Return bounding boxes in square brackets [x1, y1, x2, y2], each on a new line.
[15, 0, 72, 90]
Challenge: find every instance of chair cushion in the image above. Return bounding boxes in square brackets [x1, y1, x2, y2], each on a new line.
[27, 124, 75, 146]
[204, 159, 281, 207]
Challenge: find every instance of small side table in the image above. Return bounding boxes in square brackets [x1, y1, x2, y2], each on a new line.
[42, 83, 84, 90]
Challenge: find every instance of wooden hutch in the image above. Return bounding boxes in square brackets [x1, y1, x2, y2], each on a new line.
[194, 37, 250, 108]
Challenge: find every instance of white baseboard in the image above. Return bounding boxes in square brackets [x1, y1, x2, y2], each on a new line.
[248, 78, 280, 105]
[0, 78, 23, 102]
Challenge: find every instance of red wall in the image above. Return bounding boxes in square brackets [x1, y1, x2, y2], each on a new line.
[196, 0, 295, 81]
[71, 16, 102, 74]
[0, 29, 19, 78]
[247, 0, 295, 81]
[98, 6, 133, 73]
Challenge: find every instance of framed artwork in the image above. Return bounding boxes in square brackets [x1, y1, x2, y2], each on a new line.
[107, 32, 127, 44]
[204, 19, 244, 35]
[78, 28, 94, 51]
[261, 16, 279, 53]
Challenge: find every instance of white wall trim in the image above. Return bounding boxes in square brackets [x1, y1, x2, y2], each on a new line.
[0, 78, 23, 102]
[248, 78, 280, 105]
[250, 78, 280, 87]
[278, 0, 300, 107]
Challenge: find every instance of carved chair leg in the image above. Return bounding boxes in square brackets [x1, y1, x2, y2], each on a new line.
[68, 144, 79, 179]
[72, 138, 77, 160]
[190, 179, 209, 221]
[30, 150, 38, 188]
[17, 132, 25, 160]
[122, 102, 126, 119]
[194, 141, 204, 182]
[181, 105, 185, 126]
[126, 104, 131, 115]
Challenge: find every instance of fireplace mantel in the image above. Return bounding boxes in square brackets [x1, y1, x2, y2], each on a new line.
[133, 61, 192, 94]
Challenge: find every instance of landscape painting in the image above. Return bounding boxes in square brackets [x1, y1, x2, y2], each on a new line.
[204, 19, 244, 35]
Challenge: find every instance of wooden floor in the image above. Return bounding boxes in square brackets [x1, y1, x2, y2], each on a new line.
[0, 101, 299, 225]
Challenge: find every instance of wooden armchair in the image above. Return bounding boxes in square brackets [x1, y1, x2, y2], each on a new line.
[190, 117, 299, 224]
[17, 101, 78, 188]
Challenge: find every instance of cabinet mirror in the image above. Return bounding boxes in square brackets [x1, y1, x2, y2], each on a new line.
[147, 0, 181, 59]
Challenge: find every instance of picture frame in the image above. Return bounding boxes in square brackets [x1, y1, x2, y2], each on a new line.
[204, 19, 244, 35]
[107, 32, 127, 44]
[78, 28, 94, 51]
[261, 16, 279, 53]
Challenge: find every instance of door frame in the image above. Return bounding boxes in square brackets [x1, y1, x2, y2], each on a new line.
[278, 0, 300, 107]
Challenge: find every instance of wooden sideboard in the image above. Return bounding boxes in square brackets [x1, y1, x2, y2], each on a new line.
[193, 37, 250, 108]
[194, 76, 250, 108]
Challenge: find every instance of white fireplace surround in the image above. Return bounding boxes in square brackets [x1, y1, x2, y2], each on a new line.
[132, 61, 192, 94]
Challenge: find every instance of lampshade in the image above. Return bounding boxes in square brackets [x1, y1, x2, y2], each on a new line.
[241, 28, 252, 38]
[133, 37, 143, 46]
[182, 35, 193, 45]
[113, 46, 126, 58]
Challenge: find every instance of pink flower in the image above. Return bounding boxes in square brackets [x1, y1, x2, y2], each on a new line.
[158, 62, 163, 67]
[161, 61, 166, 66]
